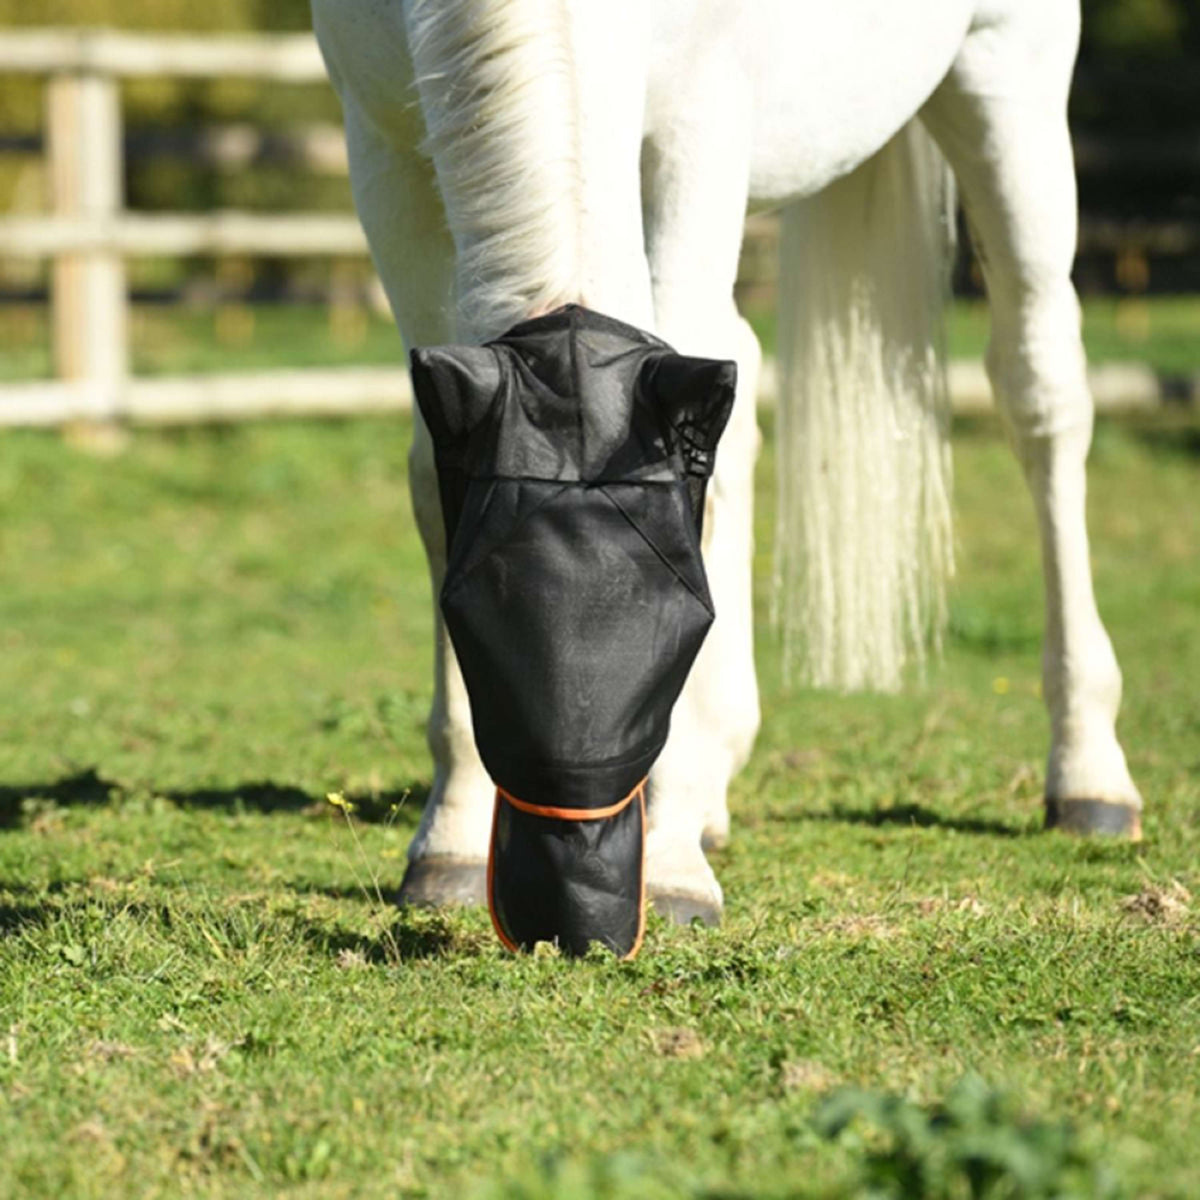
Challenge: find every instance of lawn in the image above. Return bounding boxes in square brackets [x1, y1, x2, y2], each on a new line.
[0, 408, 1197, 1198]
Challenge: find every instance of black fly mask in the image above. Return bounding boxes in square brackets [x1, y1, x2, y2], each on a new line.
[410, 306, 735, 958]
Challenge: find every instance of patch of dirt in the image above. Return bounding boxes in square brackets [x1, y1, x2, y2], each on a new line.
[783, 749, 825, 773]
[915, 895, 988, 917]
[809, 914, 897, 940]
[808, 870, 855, 891]
[86, 876, 130, 895]
[169, 1035, 240, 1078]
[71, 1117, 112, 1144]
[779, 1058, 836, 1093]
[651, 1027, 705, 1059]
[86, 1039, 137, 1063]
[1119, 881, 1191, 924]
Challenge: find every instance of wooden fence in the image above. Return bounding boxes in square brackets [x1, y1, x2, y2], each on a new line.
[0, 28, 413, 426]
[0, 29, 1181, 427]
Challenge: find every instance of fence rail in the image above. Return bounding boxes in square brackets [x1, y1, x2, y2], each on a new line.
[0, 28, 407, 427]
[0, 213, 366, 257]
[0, 28, 326, 81]
[0, 28, 1187, 428]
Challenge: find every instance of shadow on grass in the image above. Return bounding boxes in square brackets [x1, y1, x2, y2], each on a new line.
[811, 802, 1029, 838]
[0, 767, 114, 827]
[169, 780, 428, 827]
[1128, 413, 1200, 459]
[0, 891, 177, 942]
[296, 907, 484, 963]
[0, 901, 61, 934]
[0, 768, 428, 829]
[0, 884, 476, 962]
[287, 881, 406, 906]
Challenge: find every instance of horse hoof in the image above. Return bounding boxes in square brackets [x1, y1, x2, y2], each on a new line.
[397, 856, 488, 907]
[1044, 798, 1143, 840]
[650, 888, 722, 928]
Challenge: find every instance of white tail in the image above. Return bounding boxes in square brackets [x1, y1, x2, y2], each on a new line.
[773, 120, 957, 691]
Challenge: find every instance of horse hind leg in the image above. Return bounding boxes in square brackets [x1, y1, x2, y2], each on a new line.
[921, 12, 1142, 835]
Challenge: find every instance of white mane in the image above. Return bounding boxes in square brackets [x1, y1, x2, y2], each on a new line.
[405, 0, 582, 341]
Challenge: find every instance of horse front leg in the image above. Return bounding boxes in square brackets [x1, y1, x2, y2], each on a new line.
[314, 0, 498, 898]
[922, 13, 1142, 836]
[403, 415, 496, 901]
[641, 87, 762, 923]
[357, 132, 498, 899]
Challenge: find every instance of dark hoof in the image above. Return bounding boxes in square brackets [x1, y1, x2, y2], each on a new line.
[650, 888, 722, 928]
[397, 856, 488, 908]
[1044, 798, 1143, 840]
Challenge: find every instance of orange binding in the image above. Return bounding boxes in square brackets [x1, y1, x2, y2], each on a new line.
[487, 779, 648, 960]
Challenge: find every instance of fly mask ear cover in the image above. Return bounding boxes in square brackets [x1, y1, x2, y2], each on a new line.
[410, 306, 736, 959]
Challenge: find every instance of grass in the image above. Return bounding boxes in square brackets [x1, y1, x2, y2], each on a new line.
[1, 409, 1198, 1198]
[2, 295, 1200, 381]
[944, 296, 1200, 377]
[0, 303, 407, 382]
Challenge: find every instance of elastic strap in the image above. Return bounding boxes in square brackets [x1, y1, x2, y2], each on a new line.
[495, 778, 643, 822]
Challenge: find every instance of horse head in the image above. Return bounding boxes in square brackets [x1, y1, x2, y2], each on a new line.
[410, 305, 735, 957]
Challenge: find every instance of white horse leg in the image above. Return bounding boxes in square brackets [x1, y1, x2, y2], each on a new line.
[922, 11, 1142, 835]
[640, 95, 761, 922]
[314, 6, 496, 899]
[351, 125, 497, 898]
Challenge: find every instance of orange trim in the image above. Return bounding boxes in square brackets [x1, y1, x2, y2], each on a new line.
[486, 778, 649, 961]
[619, 782, 648, 962]
[496, 778, 644, 822]
[486, 792, 520, 954]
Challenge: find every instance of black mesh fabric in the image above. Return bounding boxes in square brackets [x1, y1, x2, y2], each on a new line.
[410, 305, 735, 958]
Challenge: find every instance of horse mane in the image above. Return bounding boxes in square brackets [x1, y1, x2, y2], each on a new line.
[405, 0, 581, 341]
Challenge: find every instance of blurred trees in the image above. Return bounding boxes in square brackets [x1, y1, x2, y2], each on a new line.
[1074, 0, 1199, 291]
[1081, 0, 1193, 55]
[1077, 0, 1199, 137]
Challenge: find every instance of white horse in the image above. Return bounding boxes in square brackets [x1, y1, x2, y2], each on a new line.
[312, 0, 1142, 924]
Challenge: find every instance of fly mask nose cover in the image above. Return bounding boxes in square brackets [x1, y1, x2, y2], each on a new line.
[410, 306, 735, 958]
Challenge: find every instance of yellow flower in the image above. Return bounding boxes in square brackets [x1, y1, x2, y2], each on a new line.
[992, 677, 1010, 695]
[326, 791, 357, 815]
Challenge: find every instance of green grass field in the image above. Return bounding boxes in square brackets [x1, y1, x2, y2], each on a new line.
[2, 295, 1199, 381]
[1, 410, 1198, 1198]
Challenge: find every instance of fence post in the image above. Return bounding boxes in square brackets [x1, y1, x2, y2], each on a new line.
[46, 68, 127, 414]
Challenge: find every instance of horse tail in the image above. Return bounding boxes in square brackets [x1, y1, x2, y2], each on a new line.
[404, 0, 580, 341]
[772, 119, 957, 691]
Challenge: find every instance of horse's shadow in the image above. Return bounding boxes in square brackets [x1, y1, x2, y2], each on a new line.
[808, 801, 1028, 838]
[0, 767, 428, 829]
[0, 889, 68, 935]
[3, 769, 1032, 838]
[0, 770, 456, 959]
[294, 906, 477, 963]
[0, 882, 473, 964]
[0, 767, 114, 827]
